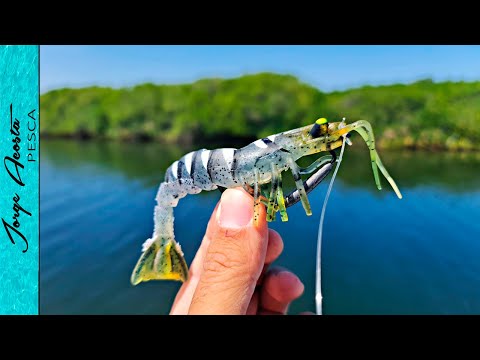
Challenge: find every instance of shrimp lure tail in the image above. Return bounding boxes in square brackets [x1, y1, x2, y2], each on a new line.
[130, 237, 189, 285]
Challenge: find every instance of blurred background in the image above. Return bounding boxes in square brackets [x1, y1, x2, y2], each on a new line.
[40, 45, 480, 314]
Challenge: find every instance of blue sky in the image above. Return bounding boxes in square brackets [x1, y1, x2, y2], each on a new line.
[40, 45, 480, 94]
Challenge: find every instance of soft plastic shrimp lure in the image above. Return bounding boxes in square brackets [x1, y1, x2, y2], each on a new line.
[131, 117, 403, 285]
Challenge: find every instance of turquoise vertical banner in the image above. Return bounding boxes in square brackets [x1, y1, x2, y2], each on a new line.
[0, 45, 39, 314]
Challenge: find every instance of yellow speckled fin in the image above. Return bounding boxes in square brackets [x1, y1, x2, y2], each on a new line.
[130, 238, 189, 285]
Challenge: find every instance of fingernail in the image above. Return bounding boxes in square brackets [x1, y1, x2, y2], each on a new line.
[217, 189, 253, 229]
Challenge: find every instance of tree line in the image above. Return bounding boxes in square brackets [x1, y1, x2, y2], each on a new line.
[40, 73, 480, 150]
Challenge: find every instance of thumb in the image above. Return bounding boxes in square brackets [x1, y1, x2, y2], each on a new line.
[188, 187, 268, 315]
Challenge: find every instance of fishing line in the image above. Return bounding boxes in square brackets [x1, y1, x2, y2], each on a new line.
[315, 131, 347, 315]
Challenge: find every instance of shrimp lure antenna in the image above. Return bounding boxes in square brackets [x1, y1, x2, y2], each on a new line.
[314, 117, 402, 315]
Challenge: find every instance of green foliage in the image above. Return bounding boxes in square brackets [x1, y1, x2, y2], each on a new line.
[40, 73, 480, 150]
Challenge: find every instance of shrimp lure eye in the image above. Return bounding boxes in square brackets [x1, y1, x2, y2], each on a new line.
[309, 117, 329, 138]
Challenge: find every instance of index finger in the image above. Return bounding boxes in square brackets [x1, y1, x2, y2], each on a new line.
[259, 267, 305, 315]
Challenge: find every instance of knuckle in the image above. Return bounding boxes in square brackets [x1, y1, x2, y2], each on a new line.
[204, 249, 244, 275]
[200, 227, 265, 285]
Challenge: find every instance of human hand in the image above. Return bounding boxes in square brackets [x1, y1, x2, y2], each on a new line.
[170, 187, 307, 315]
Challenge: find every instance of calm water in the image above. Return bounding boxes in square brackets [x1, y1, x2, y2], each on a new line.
[40, 140, 480, 314]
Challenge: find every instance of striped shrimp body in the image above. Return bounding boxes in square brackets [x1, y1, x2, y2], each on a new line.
[130, 118, 403, 285]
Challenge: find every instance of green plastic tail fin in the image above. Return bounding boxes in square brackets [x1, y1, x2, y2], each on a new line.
[130, 237, 189, 285]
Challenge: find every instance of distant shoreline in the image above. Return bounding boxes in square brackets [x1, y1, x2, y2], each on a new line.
[40, 135, 480, 153]
[40, 73, 480, 152]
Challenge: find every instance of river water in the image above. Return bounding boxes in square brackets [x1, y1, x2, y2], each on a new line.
[40, 140, 480, 314]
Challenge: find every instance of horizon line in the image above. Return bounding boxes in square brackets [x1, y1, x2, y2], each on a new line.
[40, 71, 480, 95]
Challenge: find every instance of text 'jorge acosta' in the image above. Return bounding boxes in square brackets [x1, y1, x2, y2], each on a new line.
[2, 104, 37, 253]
